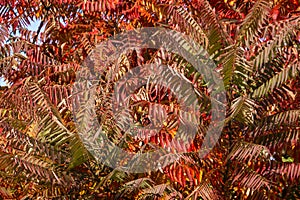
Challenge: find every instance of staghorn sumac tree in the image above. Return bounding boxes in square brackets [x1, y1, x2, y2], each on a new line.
[0, 0, 299, 199]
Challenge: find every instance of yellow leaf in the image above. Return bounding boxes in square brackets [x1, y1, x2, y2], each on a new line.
[79, 190, 85, 195]
[167, 128, 177, 137]
[199, 170, 203, 183]
[159, 11, 162, 21]
[229, 0, 235, 6]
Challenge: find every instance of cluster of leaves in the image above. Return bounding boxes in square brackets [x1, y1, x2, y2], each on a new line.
[0, 0, 299, 199]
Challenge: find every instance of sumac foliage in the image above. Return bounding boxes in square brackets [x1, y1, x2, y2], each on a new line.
[0, 0, 300, 199]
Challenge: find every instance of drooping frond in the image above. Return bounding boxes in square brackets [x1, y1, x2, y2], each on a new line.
[254, 128, 300, 149]
[227, 95, 257, 125]
[191, 0, 232, 46]
[185, 180, 219, 200]
[220, 45, 236, 87]
[221, 44, 253, 90]
[1, 123, 69, 164]
[232, 163, 271, 191]
[167, 6, 209, 50]
[252, 61, 300, 98]
[237, 0, 270, 46]
[68, 133, 92, 169]
[227, 141, 270, 163]
[272, 162, 300, 182]
[221, 0, 270, 89]
[253, 17, 300, 70]
[254, 110, 300, 133]
[0, 126, 73, 185]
